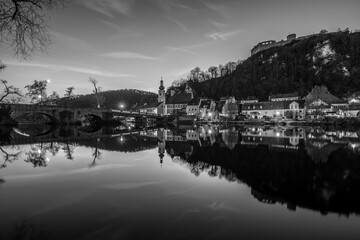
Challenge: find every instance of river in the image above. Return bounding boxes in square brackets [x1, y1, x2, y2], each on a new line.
[0, 124, 360, 239]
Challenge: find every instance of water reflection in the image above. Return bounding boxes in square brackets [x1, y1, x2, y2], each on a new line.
[1, 124, 360, 238]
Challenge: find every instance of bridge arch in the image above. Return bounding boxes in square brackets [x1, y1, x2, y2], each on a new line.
[78, 113, 103, 126]
[11, 111, 58, 124]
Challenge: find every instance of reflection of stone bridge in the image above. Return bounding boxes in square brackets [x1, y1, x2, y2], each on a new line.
[2, 126, 162, 146]
[1, 103, 164, 124]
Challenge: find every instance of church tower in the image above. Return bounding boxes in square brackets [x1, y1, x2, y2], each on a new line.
[158, 77, 166, 115]
[158, 77, 165, 103]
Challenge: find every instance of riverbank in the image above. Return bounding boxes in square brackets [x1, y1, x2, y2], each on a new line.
[193, 117, 360, 127]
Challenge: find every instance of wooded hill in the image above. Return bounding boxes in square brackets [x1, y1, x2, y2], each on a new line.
[58, 89, 157, 109]
[184, 31, 360, 101]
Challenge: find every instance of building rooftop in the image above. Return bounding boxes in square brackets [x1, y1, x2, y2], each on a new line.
[242, 100, 305, 111]
[167, 92, 192, 104]
[140, 102, 162, 109]
[241, 96, 258, 101]
[304, 86, 346, 106]
[269, 92, 299, 99]
[187, 98, 201, 106]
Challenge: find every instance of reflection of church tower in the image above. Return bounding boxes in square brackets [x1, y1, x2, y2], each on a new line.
[158, 141, 165, 165]
[158, 77, 166, 115]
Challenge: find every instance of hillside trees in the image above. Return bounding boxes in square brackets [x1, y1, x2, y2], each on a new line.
[183, 31, 360, 101]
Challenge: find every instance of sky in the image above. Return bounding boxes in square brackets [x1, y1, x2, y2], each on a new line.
[1, 0, 360, 96]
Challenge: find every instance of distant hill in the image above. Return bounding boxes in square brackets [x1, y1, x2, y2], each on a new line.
[57, 89, 157, 109]
[184, 31, 360, 101]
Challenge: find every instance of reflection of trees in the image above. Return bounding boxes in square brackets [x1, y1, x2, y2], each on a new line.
[24, 145, 47, 168]
[0, 146, 21, 169]
[89, 145, 102, 168]
[169, 132, 360, 216]
[62, 142, 74, 160]
[12, 218, 49, 240]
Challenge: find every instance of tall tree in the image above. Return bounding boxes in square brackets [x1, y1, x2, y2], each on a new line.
[0, 0, 66, 59]
[64, 86, 75, 98]
[89, 77, 105, 108]
[24, 79, 48, 104]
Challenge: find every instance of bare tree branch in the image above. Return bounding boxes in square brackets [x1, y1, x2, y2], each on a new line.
[0, 0, 67, 59]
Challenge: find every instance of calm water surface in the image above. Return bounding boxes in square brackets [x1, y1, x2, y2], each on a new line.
[1, 125, 360, 240]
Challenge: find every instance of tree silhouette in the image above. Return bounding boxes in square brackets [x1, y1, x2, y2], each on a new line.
[0, 0, 67, 59]
[0, 146, 21, 168]
[24, 80, 48, 104]
[0, 62, 22, 102]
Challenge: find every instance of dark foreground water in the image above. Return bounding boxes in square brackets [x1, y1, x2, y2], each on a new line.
[1, 124, 360, 240]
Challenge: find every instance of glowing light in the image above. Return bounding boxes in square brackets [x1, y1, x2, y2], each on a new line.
[46, 79, 51, 83]
[46, 157, 50, 162]
[276, 111, 280, 115]
[276, 132, 280, 137]
[208, 130, 212, 134]
[120, 136, 124, 142]
[37, 149, 41, 153]
[38, 95, 42, 99]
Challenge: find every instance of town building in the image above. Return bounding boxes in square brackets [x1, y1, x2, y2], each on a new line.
[139, 102, 164, 115]
[221, 96, 239, 119]
[155, 78, 194, 115]
[166, 90, 193, 115]
[199, 98, 216, 120]
[242, 100, 305, 120]
[186, 98, 201, 116]
[304, 86, 348, 117]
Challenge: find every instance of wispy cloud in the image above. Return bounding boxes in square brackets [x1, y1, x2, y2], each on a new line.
[156, 0, 197, 15]
[101, 52, 160, 60]
[100, 20, 143, 39]
[6, 61, 134, 78]
[53, 31, 94, 51]
[165, 47, 200, 56]
[78, 0, 132, 18]
[167, 16, 189, 33]
[206, 29, 244, 41]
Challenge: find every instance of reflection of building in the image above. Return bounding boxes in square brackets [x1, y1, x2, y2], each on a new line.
[241, 127, 305, 149]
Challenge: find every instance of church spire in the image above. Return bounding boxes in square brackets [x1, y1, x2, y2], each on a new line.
[159, 76, 165, 91]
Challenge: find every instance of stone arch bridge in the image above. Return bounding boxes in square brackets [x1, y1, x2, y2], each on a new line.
[0, 103, 164, 124]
